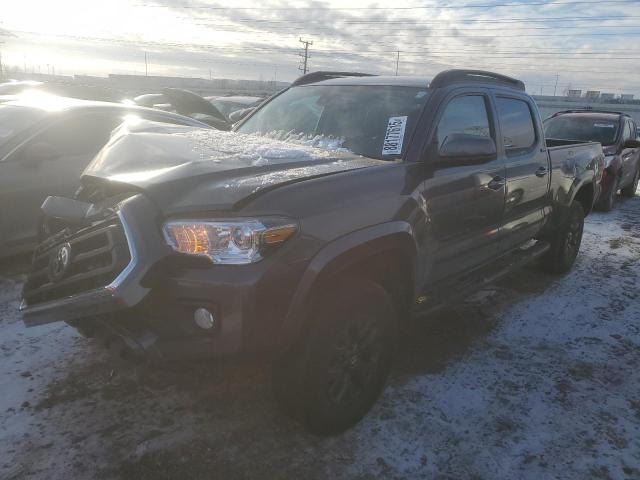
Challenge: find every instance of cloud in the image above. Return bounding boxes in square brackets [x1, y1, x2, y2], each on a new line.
[3, 0, 640, 95]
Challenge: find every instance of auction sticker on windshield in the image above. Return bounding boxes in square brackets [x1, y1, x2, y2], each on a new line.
[382, 116, 408, 156]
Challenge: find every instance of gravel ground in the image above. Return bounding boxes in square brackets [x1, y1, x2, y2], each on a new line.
[1, 194, 639, 480]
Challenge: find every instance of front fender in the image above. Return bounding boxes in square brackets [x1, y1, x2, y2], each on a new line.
[278, 221, 417, 347]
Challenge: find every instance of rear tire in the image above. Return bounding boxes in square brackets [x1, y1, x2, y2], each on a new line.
[621, 168, 639, 198]
[272, 279, 396, 435]
[540, 201, 584, 274]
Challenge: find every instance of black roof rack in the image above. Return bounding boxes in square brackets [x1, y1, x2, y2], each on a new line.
[429, 69, 525, 91]
[291, 71, 376, 87]
[550, 109, 628, 117]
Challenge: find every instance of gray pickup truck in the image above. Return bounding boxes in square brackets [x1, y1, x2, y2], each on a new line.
[21, 70, 604, 434]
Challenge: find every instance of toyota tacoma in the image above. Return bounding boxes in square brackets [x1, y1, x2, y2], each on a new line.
[21, 70, 604, 434]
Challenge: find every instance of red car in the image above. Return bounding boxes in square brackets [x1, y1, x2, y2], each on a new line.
[544, 110, 640, 210]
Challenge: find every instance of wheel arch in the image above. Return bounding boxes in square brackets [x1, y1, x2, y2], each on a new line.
[572, 181, 595, 216]
[278, 221, 417, 348]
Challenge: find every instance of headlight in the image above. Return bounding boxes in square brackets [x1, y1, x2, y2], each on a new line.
[163, 218, 297, 264]
[604, 155, 616, 168]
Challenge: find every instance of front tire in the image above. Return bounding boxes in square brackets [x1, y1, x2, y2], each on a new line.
[273, 279, 396, 435]
[598, 173, 620, 211]
[621, 168, 639, 198]
[540, 201, 584, 274]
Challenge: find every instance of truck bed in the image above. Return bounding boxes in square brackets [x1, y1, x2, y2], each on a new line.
[545, 138, 604, 210]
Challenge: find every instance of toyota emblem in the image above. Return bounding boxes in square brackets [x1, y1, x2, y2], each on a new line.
[49, 243, 72, 282]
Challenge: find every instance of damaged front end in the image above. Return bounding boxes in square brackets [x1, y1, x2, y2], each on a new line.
[20, 193, 169, 328]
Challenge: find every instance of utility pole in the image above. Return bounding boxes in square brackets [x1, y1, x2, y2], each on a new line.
[0, 44, 3, 80]
[395, 51, 400, 76]
[144, 51, 148, 76]
[299, 38, 313, 75]
[553, 74, 559, 97]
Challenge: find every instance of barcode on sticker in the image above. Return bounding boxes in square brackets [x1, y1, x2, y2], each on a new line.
[382, 116, 408, 155]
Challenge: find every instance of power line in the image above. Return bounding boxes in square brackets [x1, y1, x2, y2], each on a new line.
[133, 0, 640, 10]
[11, 30, 640, 63]
[183, 15, 640, 25]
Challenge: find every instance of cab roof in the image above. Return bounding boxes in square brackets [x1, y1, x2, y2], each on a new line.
[304, 75, 431, 88]
[292, 69, 525, 91]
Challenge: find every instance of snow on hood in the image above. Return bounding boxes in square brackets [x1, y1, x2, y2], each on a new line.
[82, 120, 384, 212]
[182, 128, 351, 165]
[85, 120, 356, 181]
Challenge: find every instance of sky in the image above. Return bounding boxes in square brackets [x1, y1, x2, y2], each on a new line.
[1, 0, 640, 96]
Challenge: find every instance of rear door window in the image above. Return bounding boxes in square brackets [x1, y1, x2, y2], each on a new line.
[496, 97, 536, 156]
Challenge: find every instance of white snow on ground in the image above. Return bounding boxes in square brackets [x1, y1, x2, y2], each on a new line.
[0, 193, 639, 479]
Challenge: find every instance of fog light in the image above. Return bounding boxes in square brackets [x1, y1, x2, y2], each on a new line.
[194, 308, 216, 330]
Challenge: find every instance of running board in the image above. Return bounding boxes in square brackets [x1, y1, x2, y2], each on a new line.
[414, 240, 551, 317]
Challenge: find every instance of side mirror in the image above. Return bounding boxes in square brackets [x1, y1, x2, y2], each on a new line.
[436, 134, 497, 163]
[624, 138, 640, 149]
[21, 141, 62, 164]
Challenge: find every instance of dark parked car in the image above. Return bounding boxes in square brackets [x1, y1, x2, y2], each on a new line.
[22, 70, 602, 434]
[131, 88, 230, 130]
[0, 95, 210, 257]
[206, 95, 264, 118]
[544, 110, 640, 210]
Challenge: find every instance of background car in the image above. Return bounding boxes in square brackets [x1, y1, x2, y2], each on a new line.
[544, 110, 640, 210]
[206, 95, 264, 119]
[130, 88, 231, 130]
[0, 93, 211, 257]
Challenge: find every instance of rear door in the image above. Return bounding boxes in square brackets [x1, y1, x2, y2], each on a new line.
[0, 111, 123, 249]
[420, 89, 506, 285]
[493, 94, 549, 252]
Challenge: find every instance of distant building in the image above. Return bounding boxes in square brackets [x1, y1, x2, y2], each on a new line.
[567, 89, 582, 97]
[585, 90, 601, 99]
[600, 93, 615, 101]
[620, 94, 635, 101]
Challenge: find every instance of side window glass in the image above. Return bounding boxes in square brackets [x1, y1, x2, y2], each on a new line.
[496, 97, 536, 156]
[436, 95, 491, 149]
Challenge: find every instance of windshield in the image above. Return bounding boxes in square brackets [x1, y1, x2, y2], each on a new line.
[237, 85, 430, 160]
[0, 105, 45, 144]
[544, 115, 620, 146]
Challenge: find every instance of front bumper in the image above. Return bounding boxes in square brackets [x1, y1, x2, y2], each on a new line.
[21, 193, 309, 360]
[21, 194, 169, 327]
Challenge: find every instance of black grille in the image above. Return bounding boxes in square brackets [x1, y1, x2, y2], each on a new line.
[23, 216, 131, 305]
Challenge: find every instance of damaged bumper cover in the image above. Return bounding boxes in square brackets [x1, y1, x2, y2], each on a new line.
[20, 194, 168, 327]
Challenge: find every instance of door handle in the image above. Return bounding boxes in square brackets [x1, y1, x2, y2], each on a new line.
[535, 166, 549, 177]
[486, 176, 505, 191]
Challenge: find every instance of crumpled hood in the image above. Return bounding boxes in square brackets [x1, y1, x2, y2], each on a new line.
[83, 121, 385, 213]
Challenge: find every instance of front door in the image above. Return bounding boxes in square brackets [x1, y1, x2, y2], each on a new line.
[419, 90, 506, 288]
